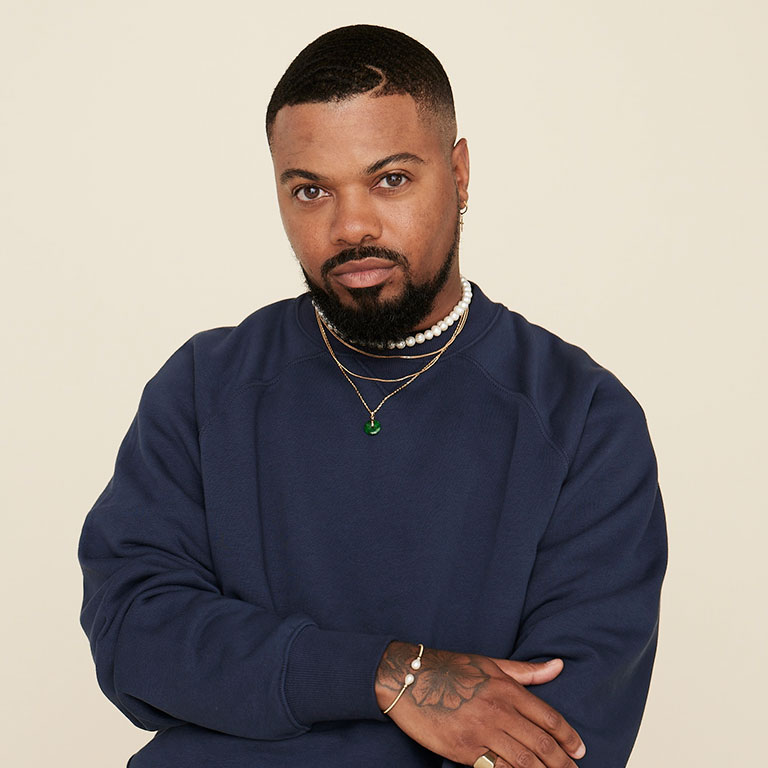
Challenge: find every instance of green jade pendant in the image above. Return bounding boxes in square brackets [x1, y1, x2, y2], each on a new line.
[364, 418, 381, 436]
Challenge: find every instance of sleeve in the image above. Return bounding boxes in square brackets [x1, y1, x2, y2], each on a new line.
[78, 338, 395, 740]
[505, 376, 668, 766]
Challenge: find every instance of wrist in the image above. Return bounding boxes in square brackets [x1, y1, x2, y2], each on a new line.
[375, 640, 422, 712]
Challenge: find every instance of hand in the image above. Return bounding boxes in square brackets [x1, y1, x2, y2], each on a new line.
[375, 642, 586, 768]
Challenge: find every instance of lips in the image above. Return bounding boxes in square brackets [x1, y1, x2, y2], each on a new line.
[330, 257, 398, 289]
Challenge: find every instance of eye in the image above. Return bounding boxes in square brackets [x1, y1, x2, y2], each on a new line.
[294, 185, 329, 202]
[376, 173, 409, 190]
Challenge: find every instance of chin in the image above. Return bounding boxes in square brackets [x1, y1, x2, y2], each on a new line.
[302, 222, 459, 345]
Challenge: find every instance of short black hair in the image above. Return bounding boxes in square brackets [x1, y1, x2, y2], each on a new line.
[266, 24, 456, 147]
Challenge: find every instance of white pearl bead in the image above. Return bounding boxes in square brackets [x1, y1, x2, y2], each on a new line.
[396, 340, 406, 349]
[406, 336, 416, 347]
[387, 341, 396, 349]
[424, 329, 434, 340]
[456, 305, 465, 315]
[442, 319, 451, 329]
[415, 333, 425, 344]
[432, 325, 442, 336]
[458, 300, 468, 309]
[404, 673, 415, 685]
[450, 311, 460, 322]
[411, 658, 422, 670]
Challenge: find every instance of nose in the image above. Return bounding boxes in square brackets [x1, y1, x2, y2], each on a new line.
[329, 191, 382, 246]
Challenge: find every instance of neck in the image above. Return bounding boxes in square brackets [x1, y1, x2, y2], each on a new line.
[313, 275, 472, 351]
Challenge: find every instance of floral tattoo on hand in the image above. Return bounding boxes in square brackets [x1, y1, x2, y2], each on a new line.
[377, 643, 490, 711]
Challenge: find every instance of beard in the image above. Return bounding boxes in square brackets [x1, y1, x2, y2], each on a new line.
[303, 218, 460, 347]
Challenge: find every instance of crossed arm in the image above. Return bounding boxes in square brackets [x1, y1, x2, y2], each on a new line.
[377, 373, 667, 768]
[79, 343, 667, 766]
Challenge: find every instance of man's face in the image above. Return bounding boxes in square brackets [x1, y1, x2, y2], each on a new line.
[269, 92, 469, 343]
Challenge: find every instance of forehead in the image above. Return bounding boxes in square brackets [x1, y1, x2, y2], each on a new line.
[269, 93, 445, 174]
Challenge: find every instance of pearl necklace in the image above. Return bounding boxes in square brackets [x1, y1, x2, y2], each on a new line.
[315, 301, 469, 435]
[313, 277, 473, 351]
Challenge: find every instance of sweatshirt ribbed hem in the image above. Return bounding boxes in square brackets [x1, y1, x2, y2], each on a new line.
[284, 625, 396, 726]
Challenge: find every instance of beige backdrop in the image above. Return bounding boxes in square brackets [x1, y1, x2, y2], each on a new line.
[2, 1, 766, 765]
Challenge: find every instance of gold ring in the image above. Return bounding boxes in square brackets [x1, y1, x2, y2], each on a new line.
[473, 750, 497, 768]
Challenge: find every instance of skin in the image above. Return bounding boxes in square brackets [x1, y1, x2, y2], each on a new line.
[376, 642, 586, 768]
[270, 92, 586, 767]
[269, 92, 468, 329]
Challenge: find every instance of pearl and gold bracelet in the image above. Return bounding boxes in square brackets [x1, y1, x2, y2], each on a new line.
[382, 643, 425, 715]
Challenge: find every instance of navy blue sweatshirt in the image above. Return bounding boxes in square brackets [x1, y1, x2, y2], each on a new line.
[78, 284, 667, 767]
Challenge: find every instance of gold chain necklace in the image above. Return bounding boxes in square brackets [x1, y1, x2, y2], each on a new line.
[319, 319, 462, 360]
[313, 276, 473, 360]
[317, 310, 468, 383]
[315, 306, 469, 434]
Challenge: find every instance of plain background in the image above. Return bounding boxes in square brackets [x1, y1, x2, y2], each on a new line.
[1, 1, 766, 765]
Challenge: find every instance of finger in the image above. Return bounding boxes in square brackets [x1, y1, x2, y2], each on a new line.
[470, 747, 503, 768]
[493, 657, 563, 686]
[514, 688, 586, 760]
[491, 732, 548, 768]
[503, 712, 580, 768]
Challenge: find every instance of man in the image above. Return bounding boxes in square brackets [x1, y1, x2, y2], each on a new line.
[79, 24, 667, 768]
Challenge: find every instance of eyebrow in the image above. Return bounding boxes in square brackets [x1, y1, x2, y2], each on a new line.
[364, 152, 425, 176]
[279, 168, 328, 185]
[279, 152, 425, 186]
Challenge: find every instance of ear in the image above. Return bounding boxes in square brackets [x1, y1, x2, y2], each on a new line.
[451, 138, 470, 207]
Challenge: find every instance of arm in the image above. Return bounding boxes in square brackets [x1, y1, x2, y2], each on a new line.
[504, 375, 668, 766]
[369, 376, 666, 768]
[78, 339, 395, 739]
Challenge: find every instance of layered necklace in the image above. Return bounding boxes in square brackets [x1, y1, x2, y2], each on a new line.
[314, 277, 473, 434]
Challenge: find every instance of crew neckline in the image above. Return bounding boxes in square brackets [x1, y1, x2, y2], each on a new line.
[294, 280, 501, 361]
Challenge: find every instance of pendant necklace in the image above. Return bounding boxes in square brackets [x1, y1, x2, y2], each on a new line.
[314, 280, 472, 435]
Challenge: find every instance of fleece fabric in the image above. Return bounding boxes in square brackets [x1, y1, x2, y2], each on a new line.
[79, 283, 667, 767]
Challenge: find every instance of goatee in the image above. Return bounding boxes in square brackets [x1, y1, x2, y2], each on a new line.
[303, 220, 459, 347]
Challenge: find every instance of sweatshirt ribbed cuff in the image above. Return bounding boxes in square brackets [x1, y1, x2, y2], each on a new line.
[283, 625, 396, 726]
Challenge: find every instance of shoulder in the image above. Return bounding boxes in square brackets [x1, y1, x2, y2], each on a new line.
[466, 291, 648, 464]
[141, 295, 322, 427]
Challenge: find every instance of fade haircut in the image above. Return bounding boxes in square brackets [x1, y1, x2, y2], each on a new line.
[266, 24, 457, 149]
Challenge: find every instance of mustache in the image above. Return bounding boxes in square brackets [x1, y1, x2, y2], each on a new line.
[320, 245, 409, 280]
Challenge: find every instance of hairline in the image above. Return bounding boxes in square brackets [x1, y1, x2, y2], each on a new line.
[266, 91, 457, 155]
